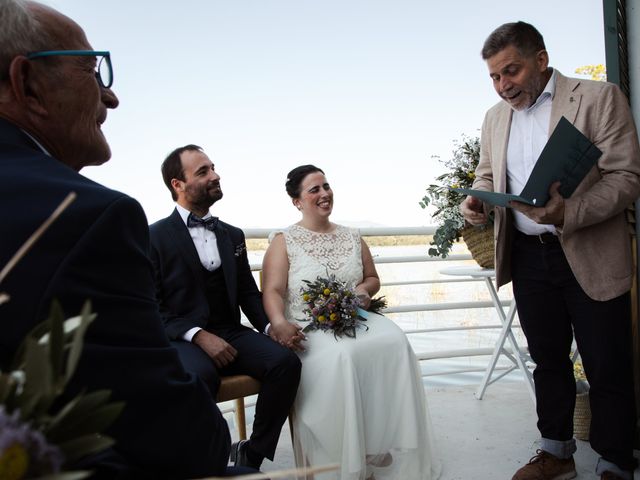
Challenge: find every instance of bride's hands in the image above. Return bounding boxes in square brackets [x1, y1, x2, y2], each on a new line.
[355, 287, 371, 310]
[269, 321, 306, 352]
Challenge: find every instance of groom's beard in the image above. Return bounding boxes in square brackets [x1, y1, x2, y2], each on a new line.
[185, 182, 223, 210]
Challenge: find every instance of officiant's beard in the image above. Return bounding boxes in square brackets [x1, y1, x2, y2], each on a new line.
[502, 74, 544, 111]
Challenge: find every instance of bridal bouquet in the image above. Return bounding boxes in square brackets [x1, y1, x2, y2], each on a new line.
[299, 275, 386, 339]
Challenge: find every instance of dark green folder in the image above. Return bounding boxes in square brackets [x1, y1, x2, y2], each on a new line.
[452, 116, 602, 208]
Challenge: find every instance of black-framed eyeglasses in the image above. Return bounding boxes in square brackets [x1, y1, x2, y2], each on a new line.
[26, 50, 113, 89]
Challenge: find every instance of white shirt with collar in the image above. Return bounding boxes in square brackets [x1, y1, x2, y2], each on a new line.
[176, 204, 222, 271]
[506, 68, 557, 236]
[22, 129, 52, 156]
[176, 204, 222, 342]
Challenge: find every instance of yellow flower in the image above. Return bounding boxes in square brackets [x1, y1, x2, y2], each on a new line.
[451, 183, 459, 189]
[0, 443, 29, 480]
[573, 361, 587, 381]
[323, 288, 331, 296]
[329, 313, 338, 322]
[317, 315, 326, 323]
[303, 294, 310, 301]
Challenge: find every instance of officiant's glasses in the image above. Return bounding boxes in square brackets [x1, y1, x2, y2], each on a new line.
[26, 50, 113, 89]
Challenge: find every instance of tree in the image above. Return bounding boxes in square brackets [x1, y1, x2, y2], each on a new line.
[574, 64, 606, 81]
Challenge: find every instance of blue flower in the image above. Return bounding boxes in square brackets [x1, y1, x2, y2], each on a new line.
[0, 407, 64, 479]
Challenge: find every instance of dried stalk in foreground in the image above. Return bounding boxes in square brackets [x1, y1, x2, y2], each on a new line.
[0, 192, 76, 305]
[196, 463, 340, 480]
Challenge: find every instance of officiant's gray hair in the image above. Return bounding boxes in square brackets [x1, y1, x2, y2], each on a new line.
[481, 21, 546, 60]
[285, 165, 325, 198]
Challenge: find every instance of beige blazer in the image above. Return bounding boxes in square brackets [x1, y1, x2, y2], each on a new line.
[474, 70, 640, 301]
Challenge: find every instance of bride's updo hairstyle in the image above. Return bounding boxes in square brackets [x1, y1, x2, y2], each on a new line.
[285, 165, 325, 198]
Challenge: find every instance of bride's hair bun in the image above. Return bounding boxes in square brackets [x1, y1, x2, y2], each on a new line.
[285, 165, 324, 198]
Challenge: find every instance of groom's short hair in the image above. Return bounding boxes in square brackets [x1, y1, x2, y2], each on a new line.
[161, 144, 203, 201]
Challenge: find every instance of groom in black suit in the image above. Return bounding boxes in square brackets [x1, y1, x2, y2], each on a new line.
[150, 144, 301, 470]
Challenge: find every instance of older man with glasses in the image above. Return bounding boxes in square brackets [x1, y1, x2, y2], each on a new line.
[0, 1, 252, 478]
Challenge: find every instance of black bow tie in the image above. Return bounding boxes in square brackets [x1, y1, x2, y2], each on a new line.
[187, 213, 219, 231]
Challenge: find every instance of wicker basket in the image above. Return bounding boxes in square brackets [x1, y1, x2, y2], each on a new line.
[573, 392, 591, 440]
[461, 225, 495, 269]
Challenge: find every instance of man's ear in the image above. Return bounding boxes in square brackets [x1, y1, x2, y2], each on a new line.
[171, 178, 184, 195]
[535, 49, 549, 72]
[7, 56, 49, 116]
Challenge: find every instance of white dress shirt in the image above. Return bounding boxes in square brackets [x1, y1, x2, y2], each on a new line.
[176, 204, 222, 271]
[506, 69, 558, 235]
[175, 204, 221, 342]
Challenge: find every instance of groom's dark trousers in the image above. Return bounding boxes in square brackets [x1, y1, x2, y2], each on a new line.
[150, 209, 301, 461]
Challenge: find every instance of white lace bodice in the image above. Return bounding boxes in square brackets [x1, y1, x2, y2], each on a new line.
[280, 224, 363, 322]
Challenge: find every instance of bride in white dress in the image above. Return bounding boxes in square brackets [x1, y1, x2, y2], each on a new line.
[262, 165, 439, 480]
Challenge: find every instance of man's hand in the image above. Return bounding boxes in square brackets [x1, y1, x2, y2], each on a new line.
[460, 196, 488, 225]
[269, 321, 306, 352]
[193, 330, 238, 368]
[510, 181, 565, 226]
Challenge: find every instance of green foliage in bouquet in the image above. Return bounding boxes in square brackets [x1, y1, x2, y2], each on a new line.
[419, 135, 492, 258]
[299, 274, 387, 340]
[0, 300, 125, 479]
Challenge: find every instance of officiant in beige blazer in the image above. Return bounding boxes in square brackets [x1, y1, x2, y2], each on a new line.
[461, 21, 640, 480]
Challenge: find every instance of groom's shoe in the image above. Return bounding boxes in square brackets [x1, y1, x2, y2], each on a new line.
[512, 450, 576, 480]
[230, 440, 263, 470]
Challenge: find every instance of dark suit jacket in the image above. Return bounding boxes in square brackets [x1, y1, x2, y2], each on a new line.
[0, 118, 230, 478]
[149, 209, 269, 339]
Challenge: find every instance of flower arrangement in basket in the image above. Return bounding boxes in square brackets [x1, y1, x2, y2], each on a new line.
[572, 354, 590, 441]
[299, 274, 386, 340]
[419, 135, 494, 266]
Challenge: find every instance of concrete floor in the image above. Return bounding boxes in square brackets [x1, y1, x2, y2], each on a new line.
[234, 382, 640, 479]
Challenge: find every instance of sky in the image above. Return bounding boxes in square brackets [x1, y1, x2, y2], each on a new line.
[47, 0, 605, 228]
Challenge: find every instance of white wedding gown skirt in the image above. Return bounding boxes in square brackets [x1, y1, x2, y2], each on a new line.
[291, 312, 439, 480]
[278, 225, 439, 480]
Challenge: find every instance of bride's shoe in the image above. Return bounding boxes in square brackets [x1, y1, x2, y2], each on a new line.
[366, 452, 393, 467]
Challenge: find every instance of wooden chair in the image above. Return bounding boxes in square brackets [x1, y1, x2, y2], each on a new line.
[217, 374, 261, 440]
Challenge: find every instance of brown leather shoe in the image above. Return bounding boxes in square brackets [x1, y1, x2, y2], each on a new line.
[512, 450, 577, 480]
